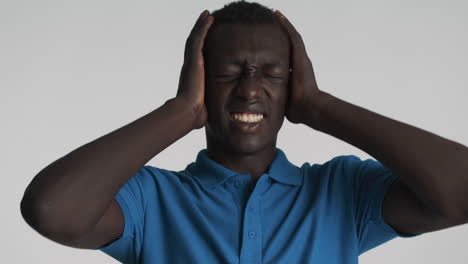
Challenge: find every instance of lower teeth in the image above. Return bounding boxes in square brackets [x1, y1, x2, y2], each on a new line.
[236, 120, 259, 123]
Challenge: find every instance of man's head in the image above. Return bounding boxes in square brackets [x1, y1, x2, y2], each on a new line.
[203, 0, 291, 155]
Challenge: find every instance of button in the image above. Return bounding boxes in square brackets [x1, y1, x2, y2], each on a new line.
[234, 180, 240, 188]
[248, 232, 256, 239]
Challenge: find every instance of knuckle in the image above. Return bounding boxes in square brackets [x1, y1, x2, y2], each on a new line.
[183, 57, 203, 68]
[190, 59, 204, 67]
[195, 58, 204, 66]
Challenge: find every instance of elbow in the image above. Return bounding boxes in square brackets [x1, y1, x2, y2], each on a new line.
[20, 192, 48, 234]
[20, 193, 84, 243]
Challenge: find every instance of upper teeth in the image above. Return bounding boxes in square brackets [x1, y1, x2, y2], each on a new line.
[232, 113, 263, 123]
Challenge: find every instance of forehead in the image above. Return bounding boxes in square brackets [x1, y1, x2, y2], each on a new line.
[205, 23, 290, 66]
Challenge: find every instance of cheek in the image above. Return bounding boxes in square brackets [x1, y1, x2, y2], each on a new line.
[270, 83, 288, 104]
[204, 85, 228, 116]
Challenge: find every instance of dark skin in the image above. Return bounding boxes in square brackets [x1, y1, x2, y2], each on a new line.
[20, 9, 468, 251]
[201, 10, 468, 237]
[20, 11, 215, 248]
[272, 10, 468, 236]
[202, 22, 291, 184]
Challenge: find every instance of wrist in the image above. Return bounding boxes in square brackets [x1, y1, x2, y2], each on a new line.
[304, 91, 335, 131]
[169, 96, 206, 130]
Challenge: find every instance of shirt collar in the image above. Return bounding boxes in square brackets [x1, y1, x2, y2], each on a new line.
[184, 147, 303, 188]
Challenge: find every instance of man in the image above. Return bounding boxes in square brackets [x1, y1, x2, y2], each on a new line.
[20, 1, 468, 263]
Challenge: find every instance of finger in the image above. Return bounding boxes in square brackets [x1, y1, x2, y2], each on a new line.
[184, 10, 214, 63]
[274, 10, 311, 69]
[184, 10, 209, 61]
[194, 15, 214, 63]
[189, 10, 210, 41]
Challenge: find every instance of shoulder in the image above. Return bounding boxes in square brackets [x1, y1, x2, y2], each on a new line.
[299, 154, 382, 192]
[135, 165, 193, 184]
[299, 154, 362, 177]
[136, 165, 203, 194]
[125, 165, 181, 193]
[301, 154, 361, 169]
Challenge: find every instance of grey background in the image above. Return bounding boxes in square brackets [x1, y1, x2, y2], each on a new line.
[2, 0, 467, 263]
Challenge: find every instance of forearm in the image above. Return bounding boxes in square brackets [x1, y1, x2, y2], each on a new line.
[21, 97, 195, 239]
[307, 91, 468, 219]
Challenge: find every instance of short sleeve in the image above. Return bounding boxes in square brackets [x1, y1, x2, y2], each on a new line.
[93, 166, 150, 264]
[341, 155, 421, 255]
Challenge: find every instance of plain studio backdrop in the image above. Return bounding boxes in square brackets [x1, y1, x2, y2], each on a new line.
[2, 0, 467, 263]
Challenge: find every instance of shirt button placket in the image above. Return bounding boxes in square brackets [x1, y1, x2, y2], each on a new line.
[240, 197, 262, 263]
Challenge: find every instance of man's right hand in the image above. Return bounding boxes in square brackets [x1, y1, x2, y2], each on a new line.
[176, 10, 214, 130]
[20, 10, 215, 251]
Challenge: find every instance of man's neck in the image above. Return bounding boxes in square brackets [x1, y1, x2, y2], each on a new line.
[205, 144, 276, 183]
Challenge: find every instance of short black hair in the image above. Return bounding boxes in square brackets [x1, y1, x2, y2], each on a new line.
[203, 1, 282, 56]
[210, 0, 279, 26]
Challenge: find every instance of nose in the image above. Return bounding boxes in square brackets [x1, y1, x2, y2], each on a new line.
[235, 74, 263, 101]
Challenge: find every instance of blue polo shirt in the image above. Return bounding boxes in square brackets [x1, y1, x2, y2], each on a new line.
[95, 147, 421, 263]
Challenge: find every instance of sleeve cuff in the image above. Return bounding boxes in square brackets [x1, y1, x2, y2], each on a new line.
[95, 191, 133, 250]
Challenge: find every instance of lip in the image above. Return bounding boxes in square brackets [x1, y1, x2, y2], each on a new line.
[228, 112, 264, 133]
[230, 111, 267, 117]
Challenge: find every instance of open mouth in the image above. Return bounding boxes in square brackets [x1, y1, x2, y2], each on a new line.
[228, 112, 265, 132]
[230, 112, 264, 123]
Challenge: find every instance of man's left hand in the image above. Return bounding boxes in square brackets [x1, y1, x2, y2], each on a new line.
[275, 10, 323, 126]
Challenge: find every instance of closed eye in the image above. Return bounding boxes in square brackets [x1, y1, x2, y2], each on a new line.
[214, 75, 240, 81]
[213, 74, 285, 82]
[266, 75, 284, 79]
[216, 75, 238, 78]
[264, 74, 287, 82]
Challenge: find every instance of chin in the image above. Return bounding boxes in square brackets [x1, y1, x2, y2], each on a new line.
[206, 120, 277, 154]
[226, 137, 274, 155]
